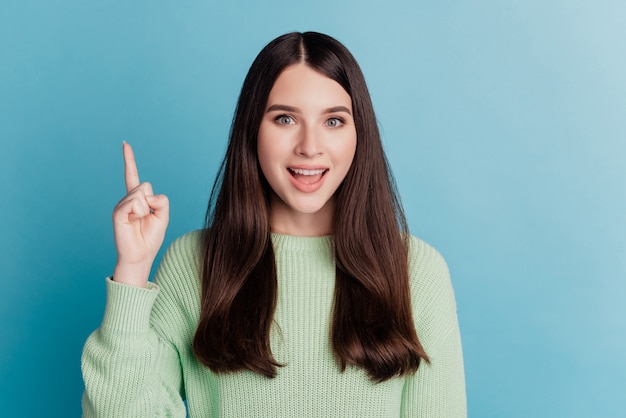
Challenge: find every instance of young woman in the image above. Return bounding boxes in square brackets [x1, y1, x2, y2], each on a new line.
[82, 32, 466, 417]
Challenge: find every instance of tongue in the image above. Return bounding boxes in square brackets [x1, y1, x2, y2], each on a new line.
[293, 172, 323, 184]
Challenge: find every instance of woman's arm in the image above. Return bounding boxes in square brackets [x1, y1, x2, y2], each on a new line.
[82, 143, 184, 416]
[401, 237, 467, 417]
[400, 321, 466, 417]
[81, 280, 186, 417]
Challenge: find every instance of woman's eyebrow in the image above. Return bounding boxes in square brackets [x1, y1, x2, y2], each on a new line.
[266, 104, 300, 113]
[323, 106, 352, 115]
[265, 104, 352, 115]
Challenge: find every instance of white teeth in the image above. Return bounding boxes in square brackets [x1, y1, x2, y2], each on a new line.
[290, 168, 326, 175]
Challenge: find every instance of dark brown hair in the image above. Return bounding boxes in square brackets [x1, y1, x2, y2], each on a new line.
[193, 32, 429, 382]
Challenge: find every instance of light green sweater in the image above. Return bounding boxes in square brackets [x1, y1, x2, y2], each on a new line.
[82, 231, 466, 417]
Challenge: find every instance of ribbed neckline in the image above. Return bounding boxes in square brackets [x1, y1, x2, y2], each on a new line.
[270, 233, 334, 252]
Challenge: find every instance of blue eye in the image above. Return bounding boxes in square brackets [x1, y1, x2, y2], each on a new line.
[326, 117, 344, 128]
[276, 115, 294, 125]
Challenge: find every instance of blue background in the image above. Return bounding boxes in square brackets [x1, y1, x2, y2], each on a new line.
[1, 1, 624, 416]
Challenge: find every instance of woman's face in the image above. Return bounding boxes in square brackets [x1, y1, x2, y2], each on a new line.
[257, 63, 357, 236]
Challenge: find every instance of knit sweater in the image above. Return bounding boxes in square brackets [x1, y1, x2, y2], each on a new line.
[82, 231, 466, 417]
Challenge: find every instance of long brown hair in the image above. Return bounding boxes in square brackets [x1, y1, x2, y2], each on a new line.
[193, 32, 429, 382]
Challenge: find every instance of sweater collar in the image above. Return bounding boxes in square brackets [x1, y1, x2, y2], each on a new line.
[270, 233, 333, 253]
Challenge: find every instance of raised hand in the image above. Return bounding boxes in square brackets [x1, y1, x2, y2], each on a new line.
[112, 142, 169, 287]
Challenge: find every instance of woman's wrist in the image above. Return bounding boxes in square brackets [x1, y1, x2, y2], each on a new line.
[112, 262, 152, 288]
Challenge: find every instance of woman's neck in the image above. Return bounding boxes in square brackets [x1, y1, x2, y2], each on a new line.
[269, 198, 334, 237]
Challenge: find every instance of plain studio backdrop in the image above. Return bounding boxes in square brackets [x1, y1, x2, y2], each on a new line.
[1, 1, 624, 416]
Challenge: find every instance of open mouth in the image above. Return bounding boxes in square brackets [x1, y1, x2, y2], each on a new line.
[288, 167, 328, 185]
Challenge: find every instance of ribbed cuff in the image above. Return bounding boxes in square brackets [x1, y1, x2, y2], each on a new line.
[101, 277, 160, 334]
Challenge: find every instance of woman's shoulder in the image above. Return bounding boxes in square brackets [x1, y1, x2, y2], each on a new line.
[161, 229, 205, 263]
[405, 234, 455, 310]
[406, 234, 449, 277]
[153, 229, 205, 289]
[151, 230, 205, 342]
[168, 228, 205, 250]
[406, 234, 459, 348]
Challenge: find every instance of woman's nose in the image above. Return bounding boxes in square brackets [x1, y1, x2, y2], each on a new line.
[295, 125, 322, 157]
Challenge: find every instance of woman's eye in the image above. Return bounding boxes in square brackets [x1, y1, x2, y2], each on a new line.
[326, 117, 344, 128]
[276, 115, 294, 125]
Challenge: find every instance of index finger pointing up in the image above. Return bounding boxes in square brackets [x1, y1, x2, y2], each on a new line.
[123, 141, 140, 193]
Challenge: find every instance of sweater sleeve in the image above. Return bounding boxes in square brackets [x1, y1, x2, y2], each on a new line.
[400, 237, 467, 417]
[81, 231, 205, 417]
[81, 279, 187, 417]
